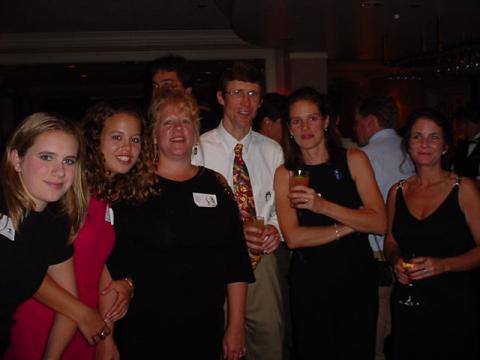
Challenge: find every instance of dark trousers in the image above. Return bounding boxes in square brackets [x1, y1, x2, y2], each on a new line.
[290, 268, 378, 360]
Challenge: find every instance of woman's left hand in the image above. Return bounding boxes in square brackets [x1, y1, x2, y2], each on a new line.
[407, 256, 447, 280]
[288, 185, 324, 213]
[101, 279, 132, 323]
[222, 324, 246, 360]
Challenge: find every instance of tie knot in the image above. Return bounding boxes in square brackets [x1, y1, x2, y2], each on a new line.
[234, 143, 243, 156]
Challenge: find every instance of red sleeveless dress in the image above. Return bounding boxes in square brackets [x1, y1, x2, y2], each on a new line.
[5, 196, 115, 360]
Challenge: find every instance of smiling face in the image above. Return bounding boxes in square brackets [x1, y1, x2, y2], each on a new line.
[155, 104, 197, 161]
[288, 99, 329, 151]
[100, 113, 142, 176]
[408, 117, 446, 168]
[217, 80, 262, 139]
[11, 130, 78, 211]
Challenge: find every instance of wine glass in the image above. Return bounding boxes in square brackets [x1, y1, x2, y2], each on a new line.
[398, 251, 420, 307]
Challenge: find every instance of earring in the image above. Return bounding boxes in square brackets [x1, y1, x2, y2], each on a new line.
[289, 133, 294, 139]
[193, 144, 198, 156]
[442, 150, 447, 155]
[324, 127, 328, 132]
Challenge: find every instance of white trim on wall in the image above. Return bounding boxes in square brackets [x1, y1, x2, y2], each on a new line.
[0, 30, 282, 92]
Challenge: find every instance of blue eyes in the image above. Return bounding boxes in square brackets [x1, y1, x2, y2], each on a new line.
[39, 154, 53, 161]
[63, 158, 76, 165]
[39, 154, 76, 165]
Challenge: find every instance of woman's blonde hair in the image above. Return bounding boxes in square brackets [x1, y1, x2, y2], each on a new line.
[0, 113, 88, 238]
[148, 88, 200, 159]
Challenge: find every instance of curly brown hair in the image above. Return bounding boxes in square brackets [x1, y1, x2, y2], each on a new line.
[81, 101, 158, 203]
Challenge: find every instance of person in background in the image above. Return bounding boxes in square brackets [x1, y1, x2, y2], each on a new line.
[150, 54, 219, 133]
[252, 91, 294, 359]
[453, 103, 480, 185]
[329, 95, 357, 149]
[385, 109, 480, 360]
[193, 61, 285, 360]
[354, 95, 415, 360]
[109, 89, 253, 359]
[6, 102, 153, 360]
[274, 86, 386, 360]
[0, 113, 108, 358]
[253, 92, 287, 145]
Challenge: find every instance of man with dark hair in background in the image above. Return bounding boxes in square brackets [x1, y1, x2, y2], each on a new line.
[193, 61, 285, 360]
[253, 93, 287, 145]
[454, 103, 480, 185]
[354, 95, 414, 360]
[149, 54, 219, 133]
[150, 54, 192, 97]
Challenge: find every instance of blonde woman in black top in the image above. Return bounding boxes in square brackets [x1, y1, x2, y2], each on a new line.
[0, 113, 109, 357]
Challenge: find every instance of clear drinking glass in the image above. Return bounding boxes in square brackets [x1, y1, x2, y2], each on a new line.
[246, 216, 265, 256]
[290, 169, 310, 188]
[398, 252, 421, 307]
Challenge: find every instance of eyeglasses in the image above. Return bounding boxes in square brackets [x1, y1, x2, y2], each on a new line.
[224, 89, 261, 99]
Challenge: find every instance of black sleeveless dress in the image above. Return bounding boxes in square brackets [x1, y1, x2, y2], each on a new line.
[391, 179, 479, 360]
[289, 149, 378, 360]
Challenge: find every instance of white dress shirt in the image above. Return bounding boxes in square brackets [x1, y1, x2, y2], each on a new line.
[361, 128, 415, 250]
[192, 122, 284, 231]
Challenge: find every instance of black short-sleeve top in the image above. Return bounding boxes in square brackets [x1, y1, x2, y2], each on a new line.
[0, 203, 72, 345]
[108, 167, 254, 328]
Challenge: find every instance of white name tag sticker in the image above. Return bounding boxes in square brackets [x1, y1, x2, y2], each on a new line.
[105, 206, 114, 225]
[192, 193, 218, 208]
[0, 215, 15, 241]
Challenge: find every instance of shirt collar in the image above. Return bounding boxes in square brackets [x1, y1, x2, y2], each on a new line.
[368, 128, 398, 144]
[471, 132, 480, 142]
[217, 120, 253, 154]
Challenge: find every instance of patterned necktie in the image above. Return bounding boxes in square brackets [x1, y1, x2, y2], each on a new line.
[233, 144, 256, 222]
[232, 143, 261, 268]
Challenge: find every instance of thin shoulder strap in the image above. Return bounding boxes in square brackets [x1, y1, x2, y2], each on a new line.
[454, 175, 462, 187]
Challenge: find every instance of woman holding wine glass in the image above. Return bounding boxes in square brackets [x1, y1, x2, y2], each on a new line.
[274, 86, 386, 359]
[384, 109, 480, 359]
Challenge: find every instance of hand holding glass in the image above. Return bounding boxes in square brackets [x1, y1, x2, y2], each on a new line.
[246, 216, 265, 255]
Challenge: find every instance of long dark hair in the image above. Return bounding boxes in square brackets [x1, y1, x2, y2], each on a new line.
[81, 101, 157, 203]
[283, 86, 342, 170]
[401, 108, 454, 170]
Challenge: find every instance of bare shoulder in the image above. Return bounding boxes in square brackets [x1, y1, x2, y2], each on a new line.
[347, 147, 368, 160]
[386, 181, 401, 204]
[346, 148, 373, 180]
[458, 176, 480, 204]
[346, 148, 370, 168]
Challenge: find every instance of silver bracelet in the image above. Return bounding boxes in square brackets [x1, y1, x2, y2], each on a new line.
[123, 277, 134, 298]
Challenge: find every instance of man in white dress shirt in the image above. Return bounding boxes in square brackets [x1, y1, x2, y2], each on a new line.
[192, 62, 285, 360]
[354, 95, 414, 360]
